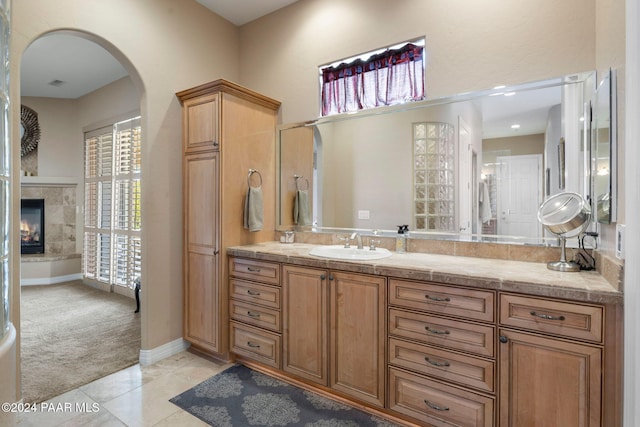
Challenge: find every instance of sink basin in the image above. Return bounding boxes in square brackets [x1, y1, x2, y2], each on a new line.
[308, 245, 392, 260]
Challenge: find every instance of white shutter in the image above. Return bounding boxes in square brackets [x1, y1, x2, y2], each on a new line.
[83, 117, 141, 288]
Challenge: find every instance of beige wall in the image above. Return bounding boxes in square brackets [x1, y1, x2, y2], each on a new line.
[10, 0, 241, 380]
[240, 0, 597, 124]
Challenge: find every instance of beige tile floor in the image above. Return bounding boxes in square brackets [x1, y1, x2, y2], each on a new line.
[17, 350, 232, 427]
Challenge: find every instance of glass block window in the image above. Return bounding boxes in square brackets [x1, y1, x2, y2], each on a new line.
[413, 122, 455, 231]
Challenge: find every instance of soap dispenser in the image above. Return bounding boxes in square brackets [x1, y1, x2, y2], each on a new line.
[396, 225, 409, 253]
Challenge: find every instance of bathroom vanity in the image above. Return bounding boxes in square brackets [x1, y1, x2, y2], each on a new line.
[226, 242, 622, 427]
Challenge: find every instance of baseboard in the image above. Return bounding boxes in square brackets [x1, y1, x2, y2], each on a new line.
[139, 338, 191, 366]
[20, 273, 83, 286]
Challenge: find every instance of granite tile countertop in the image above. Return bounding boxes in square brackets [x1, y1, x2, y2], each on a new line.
[227, 242, 622, 305]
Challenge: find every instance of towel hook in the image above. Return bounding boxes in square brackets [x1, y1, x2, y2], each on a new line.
[294, 174, 309, 191]
[248, 169, 263, 188]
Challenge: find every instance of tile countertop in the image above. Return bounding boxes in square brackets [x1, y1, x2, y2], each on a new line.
[226, 242, 622, 305]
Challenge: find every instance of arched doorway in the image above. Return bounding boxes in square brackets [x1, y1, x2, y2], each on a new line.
[19, 30, 145, 403]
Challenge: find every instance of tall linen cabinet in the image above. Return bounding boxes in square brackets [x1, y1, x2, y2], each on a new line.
[177, 80, 280, 358]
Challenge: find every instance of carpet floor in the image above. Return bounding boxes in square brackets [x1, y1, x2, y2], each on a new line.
[170, 364, 401, 426]
[20, 280, 141, 403]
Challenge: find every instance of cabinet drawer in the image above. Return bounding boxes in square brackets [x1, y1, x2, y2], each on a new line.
[389, 367, 494, 427]
[390, 279, 495, 322]
[499, 294, 603, 342]
[389, 338, 494, 393]
[230, 279, 281, 309]
[230, 300, 281, 332]
[229, 258, 280, 285]
[230, 321, 281, 369]
[389, 309, 494, 357]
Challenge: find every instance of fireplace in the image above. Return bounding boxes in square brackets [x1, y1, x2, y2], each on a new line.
[21, 199, 45, 254]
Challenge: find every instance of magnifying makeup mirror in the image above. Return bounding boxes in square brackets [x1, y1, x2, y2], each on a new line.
[538, 192, 591, 272]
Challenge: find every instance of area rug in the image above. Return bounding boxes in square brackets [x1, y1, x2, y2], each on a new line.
[20, 280, 140, 403]
[170, 364, 401, 426]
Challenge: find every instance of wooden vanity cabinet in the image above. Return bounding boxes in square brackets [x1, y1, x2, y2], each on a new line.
[498, 293, 606, 427]
[229, 257, 282, 368]
[177, 81, 280, 358]
[281, 266, 386, 408]
[387, 278, 496, 427]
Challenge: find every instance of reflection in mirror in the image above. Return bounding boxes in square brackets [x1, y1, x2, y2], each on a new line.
[593, 69, 616, 224]
[277, 71, 596, 246]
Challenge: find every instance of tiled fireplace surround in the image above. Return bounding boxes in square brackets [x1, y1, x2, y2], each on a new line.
[21, 180, 78, 257]
[22, 186, 76, 256]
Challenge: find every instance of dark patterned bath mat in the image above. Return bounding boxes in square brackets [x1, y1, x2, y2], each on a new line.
[169, 364, 401, 426]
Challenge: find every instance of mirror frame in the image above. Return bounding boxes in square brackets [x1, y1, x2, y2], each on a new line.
[593, 69, 617, 224]
[277, 71, 598, 246]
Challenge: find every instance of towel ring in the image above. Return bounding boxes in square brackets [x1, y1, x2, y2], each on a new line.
[294, 174, 309, 191]
[248, 169, 262, 188]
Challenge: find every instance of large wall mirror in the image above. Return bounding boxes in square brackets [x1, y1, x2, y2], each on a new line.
[277, 71, 598, 246]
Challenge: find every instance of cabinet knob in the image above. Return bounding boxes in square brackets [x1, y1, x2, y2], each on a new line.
[328, 274, 334, 281]
[320, 274, 326, 280]
[499, 335, 508, 344]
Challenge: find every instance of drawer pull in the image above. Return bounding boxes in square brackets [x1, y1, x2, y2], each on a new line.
[247, 267, 261, 272]
[530, 311, 566, 321]
[425, 295, 451, 302]
[424, 400, 449, 412]
[424, 356, 450, 367]
[247, 341, 261, 348]
[247, 311, 261, 318]
[247, 289, 261, 296]
[425, 326, 450, 335]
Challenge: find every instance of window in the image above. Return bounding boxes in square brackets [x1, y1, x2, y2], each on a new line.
[320, 39, 425, 116]
[84, 117, 141, 289]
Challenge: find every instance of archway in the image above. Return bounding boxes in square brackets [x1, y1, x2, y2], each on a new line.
[18, 29, 146, 402]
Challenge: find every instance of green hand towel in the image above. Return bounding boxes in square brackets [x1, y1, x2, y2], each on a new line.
[294, 190, 312, 226]
[244, 187, 263, 232]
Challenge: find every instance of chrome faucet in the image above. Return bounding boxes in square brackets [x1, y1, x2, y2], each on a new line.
[350, 232, 364, 249]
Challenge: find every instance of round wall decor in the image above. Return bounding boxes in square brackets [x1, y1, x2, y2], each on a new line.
[20, 104, 41, 157]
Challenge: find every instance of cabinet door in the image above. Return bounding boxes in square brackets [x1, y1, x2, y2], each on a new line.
[330, 271, 386, 407]
[183, 93, 219, 153]
[184, 152, 220, 352]
[499, 329, 602, 427]
[282, 265, 328, 386]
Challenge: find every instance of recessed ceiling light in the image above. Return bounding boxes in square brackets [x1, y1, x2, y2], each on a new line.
[511, 124, 520, 129]
[48, 79, 66, 87]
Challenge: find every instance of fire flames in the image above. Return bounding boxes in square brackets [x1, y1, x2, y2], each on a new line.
[20, 220, 40, 243]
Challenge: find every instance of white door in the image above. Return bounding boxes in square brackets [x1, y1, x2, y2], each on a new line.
[458, 117, 472, 236]
[496, 154, 542, 239]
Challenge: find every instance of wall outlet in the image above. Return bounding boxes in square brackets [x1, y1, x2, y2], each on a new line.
[358, 210, 370, 220]
[616, 224, 625, 259]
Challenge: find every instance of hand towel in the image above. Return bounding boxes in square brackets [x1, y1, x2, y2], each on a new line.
[480, 181, 492, 224]
[293, 189, 312, 226]
[243, 186, 264, 232]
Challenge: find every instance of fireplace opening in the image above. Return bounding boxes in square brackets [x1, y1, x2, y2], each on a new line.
[21, 199, 45, 254]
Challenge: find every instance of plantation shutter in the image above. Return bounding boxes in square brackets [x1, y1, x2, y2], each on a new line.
[84, 117, 141, 288]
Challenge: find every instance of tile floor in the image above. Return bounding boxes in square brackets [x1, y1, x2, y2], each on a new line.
[17, 350, 232, 427]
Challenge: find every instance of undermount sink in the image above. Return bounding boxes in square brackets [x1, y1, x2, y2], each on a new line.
[308, 245, 392, 260]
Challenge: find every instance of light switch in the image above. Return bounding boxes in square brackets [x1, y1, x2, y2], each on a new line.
[358, 210, 370, 220]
